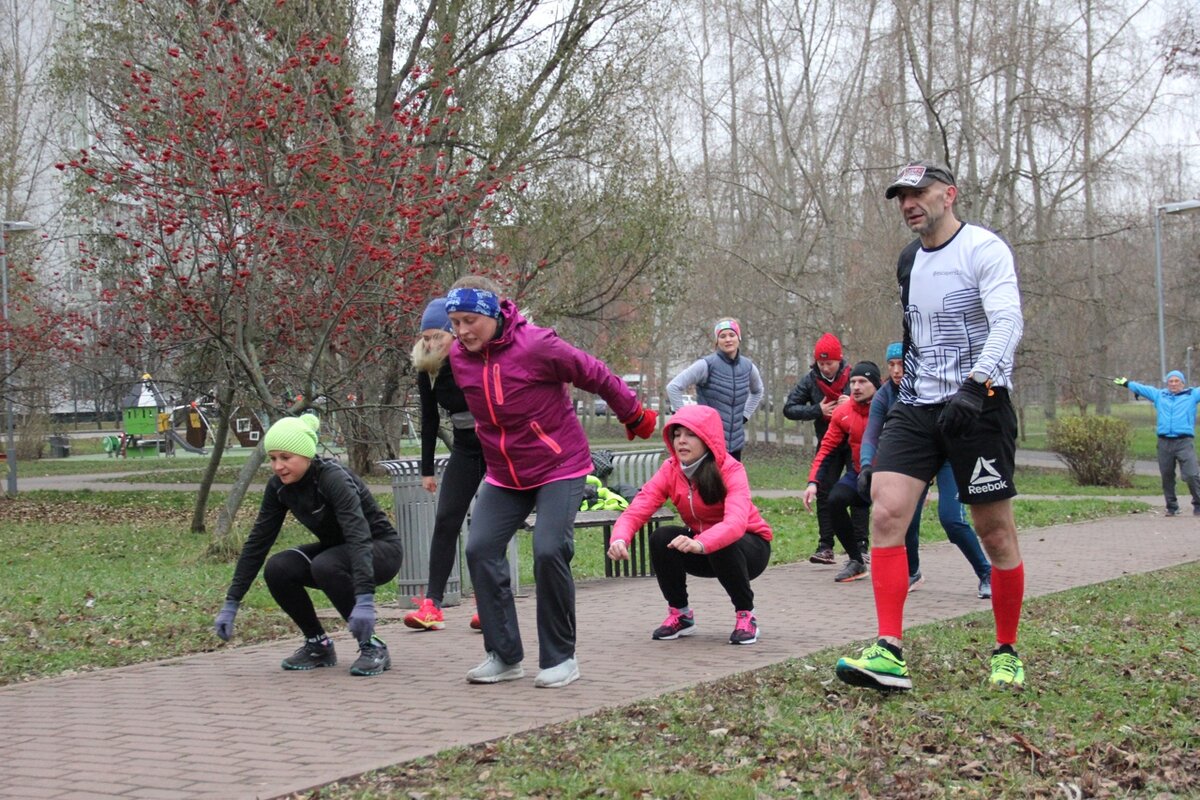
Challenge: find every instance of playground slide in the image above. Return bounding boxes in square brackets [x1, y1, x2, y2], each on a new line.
[166, 428, 207, 455]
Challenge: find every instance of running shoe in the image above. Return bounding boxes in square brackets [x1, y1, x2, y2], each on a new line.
[470, 611, 482, 631]
[809, 548, 836, 565]
[534, 657, 580, 688]
[989, 646, 1025, 689]
[834, 559, 868, 583]
[835, 640, 912, 690]
[403, 597, 445, 631]
[349, 636, 391, 676]
[652, 606, 696, 640]
[281, 637, 337, 671]
[729, 610, 758, 645]
[978, 575, 992, 599]
[466, 651, 524, 684]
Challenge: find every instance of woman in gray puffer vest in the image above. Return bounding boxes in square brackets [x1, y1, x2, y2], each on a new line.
[666, 318, 764, 461]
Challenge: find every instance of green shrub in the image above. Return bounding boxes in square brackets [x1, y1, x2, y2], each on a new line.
[1046, 415, 1132, 487]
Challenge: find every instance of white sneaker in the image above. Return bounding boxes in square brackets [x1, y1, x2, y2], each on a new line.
[534, 657, 580, 688]
[466, 652, 524, 684]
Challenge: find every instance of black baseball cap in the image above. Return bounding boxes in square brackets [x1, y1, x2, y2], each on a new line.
[884, 160, 957, 199]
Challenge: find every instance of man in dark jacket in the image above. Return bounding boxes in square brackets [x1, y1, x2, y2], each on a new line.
[783, 333, 866, 564]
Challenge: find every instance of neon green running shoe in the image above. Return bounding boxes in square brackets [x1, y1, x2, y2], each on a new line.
[835, 640, 912, 690]
[989, 647, 1025, 689]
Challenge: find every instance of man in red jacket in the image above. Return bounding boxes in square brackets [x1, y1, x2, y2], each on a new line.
[783, 333, 860, 564]
[802, 362, 881, 582]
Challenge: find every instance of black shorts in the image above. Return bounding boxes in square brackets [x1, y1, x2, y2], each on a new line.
[872, 388, 1018, 504]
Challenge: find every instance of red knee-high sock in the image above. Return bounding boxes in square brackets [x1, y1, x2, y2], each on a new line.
[991, 562, 1025, 646]
[871, 545, 909, 640]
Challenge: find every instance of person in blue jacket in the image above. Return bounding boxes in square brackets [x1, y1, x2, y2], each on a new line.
[1115, 370, 1200, 516]
[859, 343, 992, 598]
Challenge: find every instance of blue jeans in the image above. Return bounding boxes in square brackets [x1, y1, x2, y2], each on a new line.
[905, 461, 991, 580]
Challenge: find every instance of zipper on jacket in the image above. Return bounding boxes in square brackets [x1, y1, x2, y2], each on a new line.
[530, 421, 563, 454]
[686, 484, 704, 533]
[491, 363, 504, 405]
[480, 350, 522, 488]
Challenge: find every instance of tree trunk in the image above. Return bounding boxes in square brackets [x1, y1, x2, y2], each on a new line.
[191, 383, 235, 534]
[206, 445, 266, 560]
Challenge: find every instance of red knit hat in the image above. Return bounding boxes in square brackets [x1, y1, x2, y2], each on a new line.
[813, 333, 842, 362]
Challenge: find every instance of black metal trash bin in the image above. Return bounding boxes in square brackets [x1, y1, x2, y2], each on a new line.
[48, 435, 71, 458]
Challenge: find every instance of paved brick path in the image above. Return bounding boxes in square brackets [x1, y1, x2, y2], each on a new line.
[3, 510, 1197, 800]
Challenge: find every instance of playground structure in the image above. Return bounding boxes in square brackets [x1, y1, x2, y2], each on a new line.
[105, 374, 222, 458]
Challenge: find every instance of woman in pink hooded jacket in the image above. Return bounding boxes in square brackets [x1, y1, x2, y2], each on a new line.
[608, 404, 773, 645]
[446, 277, 657, 689]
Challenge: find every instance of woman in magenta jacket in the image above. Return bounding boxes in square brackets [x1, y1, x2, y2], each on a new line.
[608, 404, 773, 645]
[446, 277, 657, 689]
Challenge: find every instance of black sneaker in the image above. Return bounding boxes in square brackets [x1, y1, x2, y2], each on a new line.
[834, 559, 868, 583]
[281, 637, 337, 670]
[809, 547, 836, 564]
[350, 637, 391, 676]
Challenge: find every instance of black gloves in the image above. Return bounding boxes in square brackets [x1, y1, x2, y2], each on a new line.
[938, 379, 989, 438]
[856, 465, 873, 500]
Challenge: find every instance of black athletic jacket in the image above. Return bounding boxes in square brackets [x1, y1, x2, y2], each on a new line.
[225, 456, 399, 602]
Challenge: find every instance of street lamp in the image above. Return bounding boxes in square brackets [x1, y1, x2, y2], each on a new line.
[1153, 200, 1200, 383]
[0, 220, 38, 497]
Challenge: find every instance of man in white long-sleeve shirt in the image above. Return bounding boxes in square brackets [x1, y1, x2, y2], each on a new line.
[836, 160, 1027, 693]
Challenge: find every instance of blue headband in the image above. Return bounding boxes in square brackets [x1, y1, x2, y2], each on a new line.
[445, 287, 502, 319]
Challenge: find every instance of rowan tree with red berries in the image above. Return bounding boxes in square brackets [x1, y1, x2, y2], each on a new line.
[59, 1, 518, 539]
[54, 0, 687, 542]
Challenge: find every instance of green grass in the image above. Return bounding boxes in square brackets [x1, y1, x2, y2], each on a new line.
[15, 450, 256, 477]
[0, 434, 1153, 685]
[296, 563, 1200, 799]
[1017, 401, 1162, 460]
[0, 492, 302, 683]
[740, 442, 1162, 497]
[1012, 467, 1161, 496]
[0, 479, 1148, 685]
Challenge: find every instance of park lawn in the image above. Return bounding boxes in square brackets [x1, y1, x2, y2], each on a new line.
[1016, 400, 1162, 460]
[302, 562, 1200, 800]
[0, 435, 1153, 686]
[0, 485, 1146, 686]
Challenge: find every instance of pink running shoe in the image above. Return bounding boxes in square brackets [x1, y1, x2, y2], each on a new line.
[652, 606, 696, 640]
[403, 597, 445, 631]
[729, 610, 758, 645]
[469, 610, 482, 631]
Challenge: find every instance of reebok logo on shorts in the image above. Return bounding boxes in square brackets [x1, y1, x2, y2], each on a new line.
[968, 456, 1008, 495]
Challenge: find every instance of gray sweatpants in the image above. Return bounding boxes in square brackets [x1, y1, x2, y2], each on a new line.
[1157, 436, 1200, 513]
[465, 477, 585, 669]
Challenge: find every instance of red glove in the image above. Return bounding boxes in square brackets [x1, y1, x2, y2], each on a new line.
[621, 406, 658, 440]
